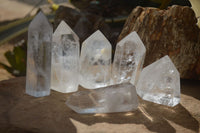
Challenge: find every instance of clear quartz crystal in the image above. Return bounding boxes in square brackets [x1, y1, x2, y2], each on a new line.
[136, 55, 180, 107]
[66, 83, 138, 114]
[112, 32, 146, 85]
[51, 21, 79, 93]
[79, 30, 112, 89]
[26, 12, 53, 97]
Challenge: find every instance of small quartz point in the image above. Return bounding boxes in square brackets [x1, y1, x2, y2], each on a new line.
[79, 30, 112, 89]
[112, 32, 146, 85]
[66, 83, 138, 114]
[26, 12, 53, 97]
[137, 55, 180, 107]
[51, 21, 79, 93]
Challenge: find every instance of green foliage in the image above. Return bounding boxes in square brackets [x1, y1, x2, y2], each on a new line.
[0, 44, 26, 76]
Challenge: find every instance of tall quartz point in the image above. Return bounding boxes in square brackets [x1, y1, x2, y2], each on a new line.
[137, 55, 180, 107]
[51, 21, 79, 93]
[66, 83, 138, 114]
[26, 12, 53, 97]
[79, 30, 112, 89]
[112, 32, 146, 85]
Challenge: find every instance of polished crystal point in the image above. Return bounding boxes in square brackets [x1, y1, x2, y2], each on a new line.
[79, 30, 112, 89]
[51, 21, 80, 93]
[66, 83, 138, 114]
[136, 55, 180, 107]
[53, 20, 79, 43]
[26, 11, 53, 97]
[112, 32, 146, 85]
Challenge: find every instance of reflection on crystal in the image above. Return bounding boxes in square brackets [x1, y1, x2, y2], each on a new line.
[26, 12, 53, 97]
[136, 55, 180, 107]
[51, 21, 79, 93]
[79, 30, 112, 89]
[112, 32, 146, 85]
[66, 83, 138, 114]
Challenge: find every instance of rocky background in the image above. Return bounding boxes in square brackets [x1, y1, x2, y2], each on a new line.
[1, 1, 200, 80]
[119, 5, 200, 80]
[0, 1, 200, 133]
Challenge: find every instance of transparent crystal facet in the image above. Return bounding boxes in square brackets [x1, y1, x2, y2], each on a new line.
[26, 12, 53, 97]
[79, 30, 112, 89]
[112, 32, 146, 85]
[66, 83, 138, 114]
[51, 21, 80, 93]
[136, 55, 180, 107]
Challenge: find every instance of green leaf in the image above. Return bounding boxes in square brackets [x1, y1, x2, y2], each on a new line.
[13, 46, 26, 75]
[2, 45, 27, 76]
[0, 62, 14, 74]
[4, 51, 17, 69]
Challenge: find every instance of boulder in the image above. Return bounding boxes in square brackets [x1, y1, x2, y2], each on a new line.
[118, 5, 200, 80]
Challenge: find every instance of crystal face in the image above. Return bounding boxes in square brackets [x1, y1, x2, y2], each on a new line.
[26, 12, 53, 97]
[79, 30, 112, 89]
[66, 83, 138, 114]
[52, 20, 79, 44]
[51, 21, 79, 93]
[112, 32, 146, 85]
[136, 55, 180, 107]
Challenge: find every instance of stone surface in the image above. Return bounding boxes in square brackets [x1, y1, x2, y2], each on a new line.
[118, 5, 200, 80]
[112, 31, 146, 85]
[26, 12, 53, 97]
[0, 0, 37, 21]
[66, 83, 138, 114]
[137, 55, 180, 107]
[0, 77, 200, 133]
[79, 30, 112, 89]
[51, 21, 79, 93]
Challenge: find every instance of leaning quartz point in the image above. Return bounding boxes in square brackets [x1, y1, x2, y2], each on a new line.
[66, 83, 138, 114]
[136, 55, 180, 107]
[26, 11, 53, 97]
[112, 31, 146, 85]
[51, 21, 79, 93]
[79, 30, 112, 89]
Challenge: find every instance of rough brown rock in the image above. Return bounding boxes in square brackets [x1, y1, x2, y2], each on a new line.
[0, 77, 200, 133]
[118, 5, 200, 80]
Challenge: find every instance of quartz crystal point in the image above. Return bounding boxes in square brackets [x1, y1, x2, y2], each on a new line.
[137, 55, 180, 107]
[26, 12, 53, 97]
[51, 21, 79, 93]
[79, 30, 112, 89]
[66, 83, 138, 114]
[112, 32, 146, 85]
